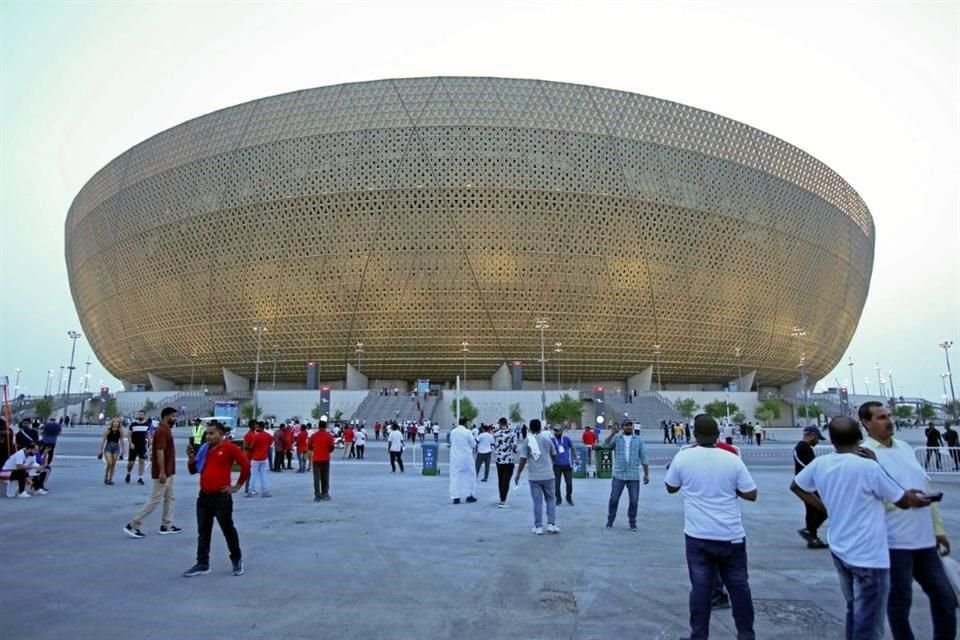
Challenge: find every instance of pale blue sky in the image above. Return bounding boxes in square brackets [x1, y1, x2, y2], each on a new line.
[0, 1, 957, 401]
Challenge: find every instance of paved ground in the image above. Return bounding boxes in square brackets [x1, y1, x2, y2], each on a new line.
[3, 429, 958, 640]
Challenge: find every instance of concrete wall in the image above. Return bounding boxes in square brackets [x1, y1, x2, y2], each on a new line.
[435, 390, 571, 427]
[255, 390, 369, 422]
[656, 390, 762, 422]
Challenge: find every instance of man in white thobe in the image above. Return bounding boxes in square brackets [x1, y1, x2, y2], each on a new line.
[449, 418, 478, 504]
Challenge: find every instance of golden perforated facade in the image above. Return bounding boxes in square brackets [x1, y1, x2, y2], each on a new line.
[65, 77, 874, 388]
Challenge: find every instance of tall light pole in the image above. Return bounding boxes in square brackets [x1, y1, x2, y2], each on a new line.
[874, 363, 884, 397]
[940, 341, 957, 418]
[57, 365, 65, 396]
[79, 358, 91, 424]
[45, 369, 53, 397]
[252, 321, 267, 419]
[355, 342, 364, 371]
[864, 377, 871, 396]
[654, 344, 662, 392]
[941, 373, 951, 405]
[536, 319, 549, 420]
[848, 357, 856, 395]
[791, 325, 807, 406]
[797, 352, 809, 424]
[554, 342, 563, 391]
[63, 331, 82, 420]
[271, 345, 279, 389]
[734, 348, 742, 390]
[887, 370, 896, 399]
[189, 350, 198, 392]
[460, 341, 469, 390]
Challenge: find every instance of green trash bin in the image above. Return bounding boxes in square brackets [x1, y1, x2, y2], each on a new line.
[421, 442, 439, 476]
[594, 446, 613, 479]
[572, 444, 588, 479]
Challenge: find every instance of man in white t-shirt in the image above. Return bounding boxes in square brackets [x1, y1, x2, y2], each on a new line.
[474, 426, 495, 482]
[2, 441, 41, 497]
[792, 416, 931, 640]
[664, 414, 758, 640]
[859, 401, 956, 640]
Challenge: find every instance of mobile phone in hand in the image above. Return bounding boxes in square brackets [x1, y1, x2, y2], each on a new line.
[920, 491, 944, 502]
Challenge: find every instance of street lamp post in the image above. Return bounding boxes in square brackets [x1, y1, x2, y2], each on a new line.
[271, 345, 279, 390]
[864, 377, 871, 396]
[460, 341, 469, 390]
[45, 369, 53, 397]
[887, 370, 896, 399]
[791, 325, 808, 410]
[63, 331, 82, 421]
[79, 358, 91, 424]
[189, 350, 198, 392]
[874, 363, 885, 397]
[13, 368, 21, 400]
[940, 341, 957, 418]
[57, 365, 65, 397]
[554, 343, 563, 391]
[252, 321, 267, 419]
[734, 347, 743, 390]
[798, 353, 809, 425]
[654, 344, 662, 392]
[536, 319, 549, 420]
[941, 373, 950, 405]
[355, 342, 364, 371]
[848, 357, 856, 395]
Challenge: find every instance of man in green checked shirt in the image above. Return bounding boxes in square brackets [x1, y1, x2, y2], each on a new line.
[603, 419, 650, 531]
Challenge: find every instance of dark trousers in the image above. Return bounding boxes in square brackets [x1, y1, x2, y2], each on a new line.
[949, 447, 960, 471]
[496, 463, 514, 502]
[390, 451, 404, 472]
[312, 461, 330, 497]
[196, 492, 241, 566]
[285, 450, 293, 469]
[356, 445, 365, 459]
[553, 465, 573, 502]
[273, 449, 285, 471]
[10, 468, 28, 493]
[888, 547, 957, 640]
[685, 535, 755, 640]
[475, 452, 492, 480]
[607, 478, 639, 526]
[804, 502, 827, 535]
[925, 449, 942, 470]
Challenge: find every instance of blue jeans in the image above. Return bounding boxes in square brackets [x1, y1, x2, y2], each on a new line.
[607, 478, 639, 526]
[832, 554, 889, 640]
[888, 547, 957, 640]
[249, 460, 269, 493]
[528, 479, 555, 528]
[685, 535, 755, 640]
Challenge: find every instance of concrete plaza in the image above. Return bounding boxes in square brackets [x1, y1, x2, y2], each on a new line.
[3, 429, 958, 640]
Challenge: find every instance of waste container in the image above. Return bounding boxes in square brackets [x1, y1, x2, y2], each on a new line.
[572, 445, 588, 479]
[421, 442, 439, 476]
[595, 446, 613, 479]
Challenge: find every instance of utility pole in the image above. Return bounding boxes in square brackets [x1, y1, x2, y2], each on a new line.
[536, 319, 549, 420]
[252, 321, 267, 419]
[63, 331, 82, 421]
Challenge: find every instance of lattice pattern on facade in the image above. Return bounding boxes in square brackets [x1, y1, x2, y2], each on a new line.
[65, 77, 874, 387]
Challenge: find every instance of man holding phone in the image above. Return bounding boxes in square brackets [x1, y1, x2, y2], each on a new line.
[183, 421, 250, 577]
[860, 401, 956, 639]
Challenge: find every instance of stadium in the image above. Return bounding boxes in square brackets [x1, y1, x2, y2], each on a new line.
[65, 77, 874, 395]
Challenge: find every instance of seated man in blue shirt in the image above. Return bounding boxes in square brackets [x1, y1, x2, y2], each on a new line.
[603, 420, 649, 530]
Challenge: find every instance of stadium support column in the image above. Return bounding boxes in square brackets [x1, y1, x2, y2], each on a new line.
[346, 363, 368, 390]
[626, 367, 654, 393]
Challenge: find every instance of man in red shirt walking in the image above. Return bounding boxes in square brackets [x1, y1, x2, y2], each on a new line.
[309, 420, 336, 501]
[295, 424, 309, 472]
[582, 425, 598, 470]
[183, 421, 250, 577]
[342, 423, 355, 459]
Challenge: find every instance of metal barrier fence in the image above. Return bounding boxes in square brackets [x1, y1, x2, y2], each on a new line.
[813, 445, 960, 475]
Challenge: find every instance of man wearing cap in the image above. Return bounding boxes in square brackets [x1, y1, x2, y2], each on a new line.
[603, 419, 649, 530]
[551, 425, 579, 507]
[665, 414, 758, 640]
[795, 426, 829, 549]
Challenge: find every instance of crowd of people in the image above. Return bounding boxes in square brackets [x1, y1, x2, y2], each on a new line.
[2, 401, 958, 639]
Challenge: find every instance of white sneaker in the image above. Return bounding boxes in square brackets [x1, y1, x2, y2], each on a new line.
[35, 489, 48, 496]
[17, 492, 32, 499]
[531, 526, 544, 535]
[497, 502, 506, 509]
[546, 524, 560, 534]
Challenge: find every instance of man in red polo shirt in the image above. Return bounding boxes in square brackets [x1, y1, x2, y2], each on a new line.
[295, 424, 309, 473]
[310, 421, 336, 501]
[245, 422, 273, 498]
[183, 421, 250, 577]
[342, 423, 355, 459]
[582, 425, 598, 469]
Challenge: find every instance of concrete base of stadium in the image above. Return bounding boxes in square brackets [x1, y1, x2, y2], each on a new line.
[3, 434, 957, 640]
